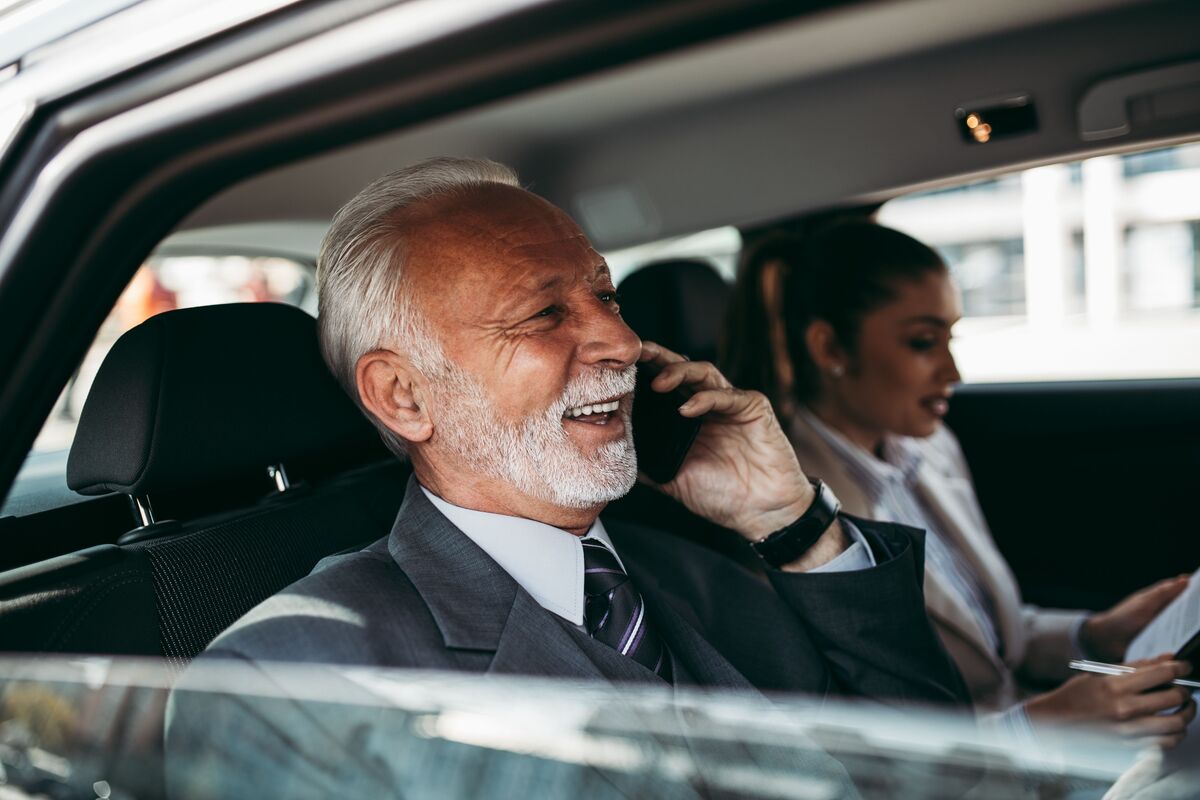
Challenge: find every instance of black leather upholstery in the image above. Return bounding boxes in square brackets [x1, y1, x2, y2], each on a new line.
[616, 259, 731, 364]
[67, 303, 383, 496]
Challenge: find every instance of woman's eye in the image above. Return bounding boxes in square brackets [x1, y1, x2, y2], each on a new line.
[534, 305, 560, 319]
[598, 291, 621, 304]
[908, 338, 937, 352]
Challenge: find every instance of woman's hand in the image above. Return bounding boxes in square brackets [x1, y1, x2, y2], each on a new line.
[637, 341, 815, 541]
[1025, 655, 1197, 749]
[1080, 575, 1190, 662]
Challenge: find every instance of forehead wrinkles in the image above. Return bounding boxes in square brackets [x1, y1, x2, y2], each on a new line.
[454, 211, 596, 261]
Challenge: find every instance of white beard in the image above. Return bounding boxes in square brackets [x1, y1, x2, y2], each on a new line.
[426, 363, 638, 509]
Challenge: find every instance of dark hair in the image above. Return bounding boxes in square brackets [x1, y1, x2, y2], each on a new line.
[721, 220, 947, 417]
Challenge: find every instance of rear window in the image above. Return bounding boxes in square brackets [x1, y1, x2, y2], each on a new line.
[33, 255, 313, 454]
[877, 141, 1200, 383]
[3, 255, 312, 517]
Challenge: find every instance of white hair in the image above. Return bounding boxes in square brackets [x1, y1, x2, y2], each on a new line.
[316, 156, 521, 457]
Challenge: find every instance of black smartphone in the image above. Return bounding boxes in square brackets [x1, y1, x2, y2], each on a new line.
[632, 363, 703, 484]
[1176, 629, 1200, 675]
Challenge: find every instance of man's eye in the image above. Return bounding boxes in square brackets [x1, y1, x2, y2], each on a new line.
[534, 305, 560, 319]
[598, 291, 621, 304]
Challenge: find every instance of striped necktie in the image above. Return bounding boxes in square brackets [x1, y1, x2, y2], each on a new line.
[581, 538, 673, 683]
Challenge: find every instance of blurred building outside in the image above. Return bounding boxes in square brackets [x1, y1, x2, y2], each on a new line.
[610, 141, 1200, 385]
[879, 141, 1200, 383]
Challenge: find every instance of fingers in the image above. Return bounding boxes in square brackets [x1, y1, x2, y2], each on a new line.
[1136, 575, 1191, 606]
[1128, 575, 1195, 606]
[650, 359, 733, 394]
[1148, 733, 1187, 750]
[678, 388, 769, 420]
[1115, 685, 1195, 719]
[1115, 659, 1191, 693]
[1114, 698, 1196, 740]
[639, 340, 689, 367]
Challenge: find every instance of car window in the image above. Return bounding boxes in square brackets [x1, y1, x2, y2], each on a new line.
[1, 254, 312, 517]
[0, 656, 1141, 800]
[605, 226, 741, 285]
[877, 140, 1200, 384]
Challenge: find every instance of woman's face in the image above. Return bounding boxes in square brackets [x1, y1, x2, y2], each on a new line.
[823, 270, 963, 443]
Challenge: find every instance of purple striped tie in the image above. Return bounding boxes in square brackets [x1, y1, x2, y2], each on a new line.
[581, 538, 673, 683]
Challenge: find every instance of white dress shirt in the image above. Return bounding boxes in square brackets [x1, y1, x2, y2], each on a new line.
[420, 486, 620, 627]
[420, 483, 876, 631]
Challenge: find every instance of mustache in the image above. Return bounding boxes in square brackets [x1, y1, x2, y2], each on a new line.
[549, 365, 637, 416]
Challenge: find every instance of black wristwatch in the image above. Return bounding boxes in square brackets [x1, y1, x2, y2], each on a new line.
[750, 479, 841, 568]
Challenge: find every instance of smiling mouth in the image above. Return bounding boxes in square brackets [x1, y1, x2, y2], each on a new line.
[922, 396, 951, 417]
[562, 395, 625, 425]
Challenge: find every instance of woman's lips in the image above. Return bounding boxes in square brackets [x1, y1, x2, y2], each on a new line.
[922, 396, 950, 418]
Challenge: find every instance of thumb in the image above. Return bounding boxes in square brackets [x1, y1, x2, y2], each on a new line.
[1145, 575, 1189, 606]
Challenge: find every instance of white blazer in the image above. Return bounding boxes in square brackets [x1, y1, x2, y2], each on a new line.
[789, 413, 1085, 712]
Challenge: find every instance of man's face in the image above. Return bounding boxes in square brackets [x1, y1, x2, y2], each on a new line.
[404, 185, 643, 509]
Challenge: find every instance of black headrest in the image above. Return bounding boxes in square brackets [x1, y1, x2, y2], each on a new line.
[617, 259, 731, 364]
[67, 303, 385, 497]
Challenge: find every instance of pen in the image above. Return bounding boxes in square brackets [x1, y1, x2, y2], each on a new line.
[1068, 659, 1200, 689]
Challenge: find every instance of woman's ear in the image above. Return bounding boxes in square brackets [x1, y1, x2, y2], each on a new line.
[355, 349, 434, 443]
[804, 320, 846, 376]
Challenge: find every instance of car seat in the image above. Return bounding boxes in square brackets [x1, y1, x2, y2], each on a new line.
[0, 303, 407, 661]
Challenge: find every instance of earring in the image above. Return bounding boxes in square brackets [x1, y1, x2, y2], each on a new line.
[830, 364, 845, 378]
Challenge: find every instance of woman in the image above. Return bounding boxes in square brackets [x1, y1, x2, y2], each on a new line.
[723, 221, 1193, 743]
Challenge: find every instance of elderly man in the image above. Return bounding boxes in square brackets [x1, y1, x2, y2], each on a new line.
[165, 158, 968, 797]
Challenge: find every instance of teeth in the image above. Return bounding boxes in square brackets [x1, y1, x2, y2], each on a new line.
[566, 400, 620, 418]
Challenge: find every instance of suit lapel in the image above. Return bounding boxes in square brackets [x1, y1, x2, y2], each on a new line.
[387, 477, 604, 681]
[792, 414, 1010, 674]
[625, 559, 756, 691]
[487, 592, 609, 681]
[915, 464, 1021, 670]
[388, 477, 751, 689]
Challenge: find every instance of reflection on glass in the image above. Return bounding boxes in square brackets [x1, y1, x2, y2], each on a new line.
[2, 657, 1194, 800]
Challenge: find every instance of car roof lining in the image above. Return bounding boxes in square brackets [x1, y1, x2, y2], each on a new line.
[177, 0, 1200, 251]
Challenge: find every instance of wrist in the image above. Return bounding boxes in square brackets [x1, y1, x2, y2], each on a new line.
[736, 482, 817, 541]
[748, 480, 841, 569]
[1079, 614, 1122, 662]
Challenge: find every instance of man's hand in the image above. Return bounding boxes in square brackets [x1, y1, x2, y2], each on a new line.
[1081, 575, 1190, 662]
[637, 342, 816, 541]
[1025, 655, 1197, 750]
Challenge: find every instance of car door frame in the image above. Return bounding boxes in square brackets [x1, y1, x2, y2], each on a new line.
[0, 0, 848, 508]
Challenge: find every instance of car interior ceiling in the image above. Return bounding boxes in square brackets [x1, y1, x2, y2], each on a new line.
[182, 0, 1200, 249]
[3, 0, 1200, 677]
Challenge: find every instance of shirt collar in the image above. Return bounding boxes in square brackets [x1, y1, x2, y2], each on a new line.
[796, 407, 925, 500]
[419, 485, 618, 626]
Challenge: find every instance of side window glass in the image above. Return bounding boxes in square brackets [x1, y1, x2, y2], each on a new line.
[4, 255, 312, 516]
[878, 141, 1200, 383]
[604, 226, 742, 284]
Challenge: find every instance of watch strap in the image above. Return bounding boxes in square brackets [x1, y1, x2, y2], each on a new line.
[750, 479, 841, 568]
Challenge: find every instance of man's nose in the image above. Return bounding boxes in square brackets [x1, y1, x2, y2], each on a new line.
[575, 302, 641, 369]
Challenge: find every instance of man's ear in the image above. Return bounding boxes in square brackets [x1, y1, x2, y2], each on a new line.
[803, 320, 847, 375]
[355, 349, 433, 443]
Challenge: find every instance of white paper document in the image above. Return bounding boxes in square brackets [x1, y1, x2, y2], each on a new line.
[1127, 567, 1200, 663]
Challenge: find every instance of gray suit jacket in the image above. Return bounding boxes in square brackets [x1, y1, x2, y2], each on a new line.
[165, 477, 968, 798]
